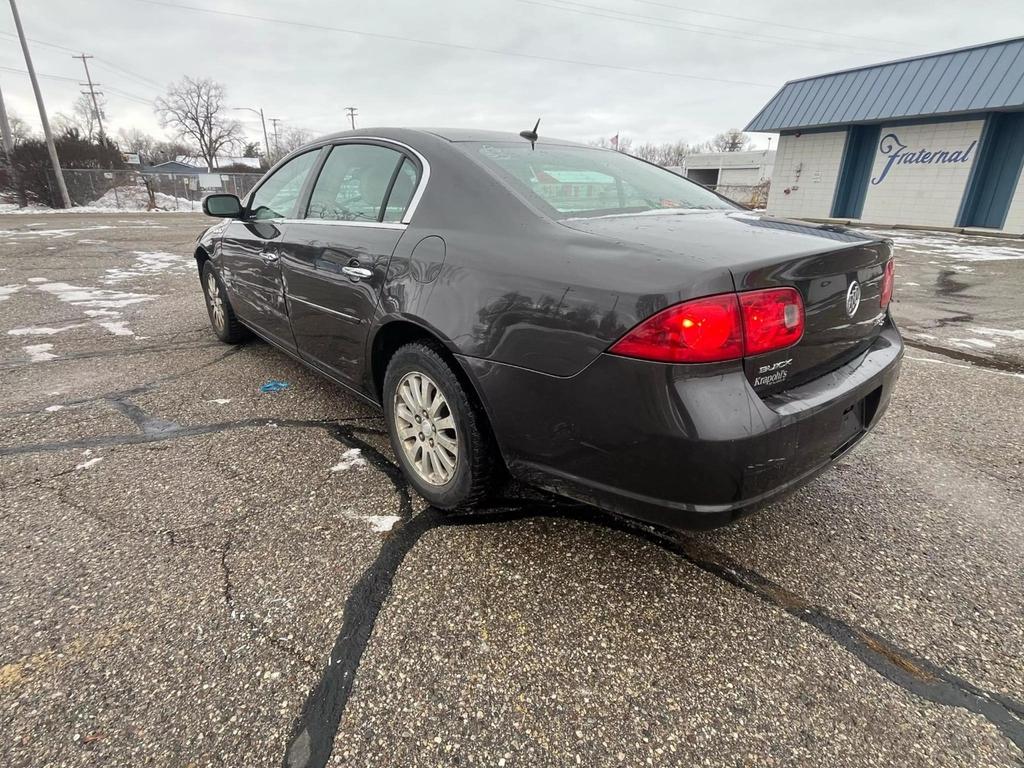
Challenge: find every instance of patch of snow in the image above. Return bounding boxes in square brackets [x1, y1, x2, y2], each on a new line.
[44, 404, 65, 412]
[97, 320, 134, 336]
[206, 398, 232, 405]
[0, 284, 23, 301]
[85, 186, 196, 212]
[330, 448, 367, 472]
[75, 457, 103, 470]
[8, 323, 86, 336]
[878, 230, 1024, 262]
[23, 343, 56, 362]
[27, 277, 48, 283]
[365, 515, 402, 532]
[974, 327, 1024, 342]
[34, 281, 154, 309]
[103, 251, 191, 283]
[83, 309, 120, 317]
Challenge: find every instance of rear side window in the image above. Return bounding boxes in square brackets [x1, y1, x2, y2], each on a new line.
[248, 150, 319, 220]
[306, 144, 416, 223]
[472, 143, 735, 219]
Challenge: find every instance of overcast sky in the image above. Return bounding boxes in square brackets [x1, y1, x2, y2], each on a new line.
[2, 0, 1022, 151]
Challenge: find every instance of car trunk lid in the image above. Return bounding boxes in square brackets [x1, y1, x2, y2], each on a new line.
[557, 210, 892, 392]
[730, 238, 892, 394]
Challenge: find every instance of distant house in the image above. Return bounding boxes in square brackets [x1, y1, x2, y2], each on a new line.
[175, 155, 261, 171]
[142, 160, 208, 175]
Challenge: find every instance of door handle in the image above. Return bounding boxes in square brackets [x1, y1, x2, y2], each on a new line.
[261, 250, 279, 263]
[341, 266, 373, 280]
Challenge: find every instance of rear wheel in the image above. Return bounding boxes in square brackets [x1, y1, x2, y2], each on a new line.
[201, 261, 247, 344]
[383, 343, 499, 509]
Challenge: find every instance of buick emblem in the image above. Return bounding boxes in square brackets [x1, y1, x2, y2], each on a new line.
[845, 280, 861, 317]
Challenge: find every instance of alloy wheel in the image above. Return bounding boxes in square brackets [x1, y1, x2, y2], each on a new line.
[393, 371, 459, 486]
[206, 272, 225, 332]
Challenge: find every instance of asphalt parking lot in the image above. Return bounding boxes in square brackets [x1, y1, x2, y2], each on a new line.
[1, 212, 1022, 768]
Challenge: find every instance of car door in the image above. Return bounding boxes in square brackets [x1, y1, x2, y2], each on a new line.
[281, 141, 422, 386]
[219, 149, 322, 350]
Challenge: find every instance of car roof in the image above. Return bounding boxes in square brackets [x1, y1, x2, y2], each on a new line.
[311, 127, 590, 148]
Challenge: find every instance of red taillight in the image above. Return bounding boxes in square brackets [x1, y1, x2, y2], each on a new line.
[609, 288, 804, 364]
[608, 293, 744, 363]
[880, 258, 895, 308]
[739, 287, 805, 356]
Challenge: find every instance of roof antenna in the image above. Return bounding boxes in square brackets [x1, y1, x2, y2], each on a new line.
[519, 118, 540, 150]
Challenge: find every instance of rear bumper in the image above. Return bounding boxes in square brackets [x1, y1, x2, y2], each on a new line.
[463, 319, 903, 529]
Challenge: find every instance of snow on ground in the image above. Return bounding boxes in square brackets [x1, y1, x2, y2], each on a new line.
[34, 281, 155, 310]
[97, 321, 134, 336]
[23, 344, 56, 362]
[8, 323, 87, 336]
[876, 229, 1024, 262]
[330, 448, 368, 471]
[0, 284, 23, 301]
[103, 251, 193, 284]
[85, 186, 198, 212]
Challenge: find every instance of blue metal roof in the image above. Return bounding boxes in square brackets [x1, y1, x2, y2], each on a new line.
[746, 37, 1024, 132]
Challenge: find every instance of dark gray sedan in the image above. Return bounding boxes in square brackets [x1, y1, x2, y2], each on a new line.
[196, 128, 902, 528]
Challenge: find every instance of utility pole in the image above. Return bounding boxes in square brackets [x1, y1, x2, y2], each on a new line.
[73, 53, 118, 207]
[8, 0, 71, 208]
[345, 106, 357, 130]
[73, 53, 105, 141]
[268, 117, 281, 158]
[231, 106, 271, 166]
[0, 81, 26, 207]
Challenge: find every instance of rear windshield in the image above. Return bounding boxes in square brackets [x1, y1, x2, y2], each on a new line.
[471, 142, 736, 219]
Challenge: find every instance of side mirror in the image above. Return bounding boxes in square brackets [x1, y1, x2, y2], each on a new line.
[203, 193, 244, 218]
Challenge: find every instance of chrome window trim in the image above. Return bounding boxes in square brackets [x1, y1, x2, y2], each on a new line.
[287, 294, 362, 324]
[277, 218, 407, 230]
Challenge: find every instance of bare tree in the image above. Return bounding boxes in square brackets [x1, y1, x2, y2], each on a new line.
[52, 94, 108, 142]
[154, 77, 243, 171]
[709, 128, 752, 153]
[7, 112, 34, 145]
[116, 126, 155, 156]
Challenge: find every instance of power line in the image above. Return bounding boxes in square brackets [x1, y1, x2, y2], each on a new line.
[128, 0, 775, 88]
[345, 106, 357, 130]
[621, 0, 907, 47]
[0, 30, 163, 90]
[519, 0, 897, 55]
[0, 65, 153, 105]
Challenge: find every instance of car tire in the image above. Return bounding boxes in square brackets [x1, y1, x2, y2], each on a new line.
[383, 342, 500, 510]
[201, 261, 247, 344]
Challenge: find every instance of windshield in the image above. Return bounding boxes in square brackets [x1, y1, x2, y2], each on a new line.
[470, 142, 736, 219]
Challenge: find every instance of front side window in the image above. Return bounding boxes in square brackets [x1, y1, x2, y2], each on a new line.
[306, 144, 416, 223]
[471, 143, 736, 219]
[248, 150, 319, 220]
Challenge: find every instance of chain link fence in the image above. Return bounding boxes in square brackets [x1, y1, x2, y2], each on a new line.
[53, 169, 264, 211]
[707, 182, 771, 209]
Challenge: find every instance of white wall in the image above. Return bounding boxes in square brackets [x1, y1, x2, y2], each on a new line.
[859, 120, 984, 228]
[766, 131, 847, 219]
[999, 164, 1024, 234]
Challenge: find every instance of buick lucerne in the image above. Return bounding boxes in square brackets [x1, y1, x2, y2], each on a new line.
[195, 128, 902, 528]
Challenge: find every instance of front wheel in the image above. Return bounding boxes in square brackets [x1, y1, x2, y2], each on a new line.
[200, 261, 247, 344]
[383, 343, 500, 509]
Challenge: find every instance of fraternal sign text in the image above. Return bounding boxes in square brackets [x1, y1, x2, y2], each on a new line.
[871, 132, 977, 185]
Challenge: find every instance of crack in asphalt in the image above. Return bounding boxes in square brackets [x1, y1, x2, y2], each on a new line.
[281, 435, 1024, 768]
